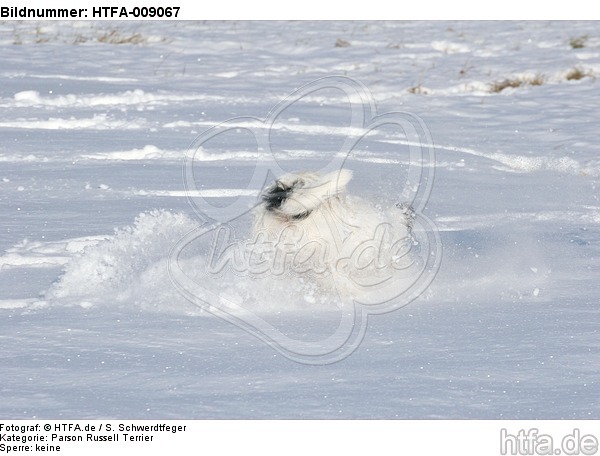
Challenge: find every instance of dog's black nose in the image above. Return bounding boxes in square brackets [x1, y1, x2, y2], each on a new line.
[262, 181, 290, 211]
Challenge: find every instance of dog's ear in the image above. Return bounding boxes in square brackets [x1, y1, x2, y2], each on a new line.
[319, 169, 353, 195]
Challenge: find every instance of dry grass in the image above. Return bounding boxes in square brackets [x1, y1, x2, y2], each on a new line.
[407, 85, 429, 95]
[489, 74, 545, 93]
[489, 78, 525, 93]
[528, 74, 545, 86]
[565, 67, 588, 81]
[8, 24, 152, 46]
[569, 35, 588, 49]
[335, 38, 351, 48]
[72, 34, 88, 45]
[488, 68, 595, 93]
[97, 30, 146, 45]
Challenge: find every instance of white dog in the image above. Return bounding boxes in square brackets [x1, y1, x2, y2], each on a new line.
[252, 170, 416, 298]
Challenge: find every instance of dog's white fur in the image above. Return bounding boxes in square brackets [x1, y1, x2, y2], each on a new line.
[252, 170, 415, 297]
[254, 169, 353, 236]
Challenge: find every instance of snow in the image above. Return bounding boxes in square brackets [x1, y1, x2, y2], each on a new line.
[1, 21, 599, 419]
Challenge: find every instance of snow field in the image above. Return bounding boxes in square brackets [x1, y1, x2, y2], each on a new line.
[0, 20, 598, 418]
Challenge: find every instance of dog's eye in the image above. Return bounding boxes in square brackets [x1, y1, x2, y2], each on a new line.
[292, 179, 305, 188]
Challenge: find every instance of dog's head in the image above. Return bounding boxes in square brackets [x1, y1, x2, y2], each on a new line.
[262, 169, 353, 220]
